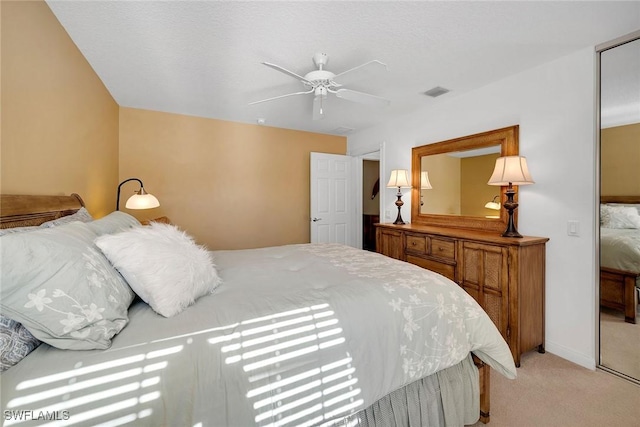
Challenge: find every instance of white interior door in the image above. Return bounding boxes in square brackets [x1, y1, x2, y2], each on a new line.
[310, 152, 354, 246]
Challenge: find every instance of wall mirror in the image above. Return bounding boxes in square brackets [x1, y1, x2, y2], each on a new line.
[411, 125, 519, 232]
[598, 32, 640, 384]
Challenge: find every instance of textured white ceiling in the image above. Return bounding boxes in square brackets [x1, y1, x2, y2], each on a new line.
[46, 1, 640, 135]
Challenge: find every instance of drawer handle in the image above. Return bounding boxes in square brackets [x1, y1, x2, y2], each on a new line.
[412, 242, 417, 246]
[438, 247, 444, 251]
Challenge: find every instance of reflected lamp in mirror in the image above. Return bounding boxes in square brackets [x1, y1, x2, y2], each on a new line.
[116, 178, 160, 211]
[488, 156, 534, 238]
[387, 169, 412, 225]
[484, 195, 501, 210]
[420, 171, 433, 206]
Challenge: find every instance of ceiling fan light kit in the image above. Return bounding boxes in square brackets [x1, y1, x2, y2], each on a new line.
[250, 52, 390, 120]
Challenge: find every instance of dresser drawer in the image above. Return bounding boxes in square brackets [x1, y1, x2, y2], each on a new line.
[406, 255, 455, 281]
[430, 238, 455, 260]
[406, 234, 427, 254]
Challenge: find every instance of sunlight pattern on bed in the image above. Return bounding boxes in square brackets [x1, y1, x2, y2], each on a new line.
[208, 303, 363, 426]
[3, 342, 178, 427]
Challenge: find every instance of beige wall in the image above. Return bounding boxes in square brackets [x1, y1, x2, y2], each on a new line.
[460, 153, 500, 217]
[421, 153, 461, 215]
[119, 108, 346, 250]
[362, 160, 380, 215]
[1, 0, 119, 217]
[420, 153, 499, 217]
[601, 123, 640, 196]
[1, 1, 346, 249]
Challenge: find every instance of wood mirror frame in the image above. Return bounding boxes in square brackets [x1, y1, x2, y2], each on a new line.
[411, 125, 519, 232]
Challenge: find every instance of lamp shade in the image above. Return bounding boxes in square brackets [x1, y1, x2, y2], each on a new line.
[420, 171, 433, 189]
[488, 156, 534, 186]
[125, 188, 160, 209]
[484, 195, 501, 210]
[387, 169, 411, 188]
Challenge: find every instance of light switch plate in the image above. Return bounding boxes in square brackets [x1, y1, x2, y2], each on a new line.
[567, 220, 580, 236]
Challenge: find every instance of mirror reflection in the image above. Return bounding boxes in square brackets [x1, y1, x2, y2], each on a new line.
[411, 125, 518, 232]
[420, 147, 501, 218]
[599, 35, 640, 382]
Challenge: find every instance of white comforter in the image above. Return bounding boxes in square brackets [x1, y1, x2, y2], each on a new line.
[1, 244, 515, 427]
[601, 228, 640, 281]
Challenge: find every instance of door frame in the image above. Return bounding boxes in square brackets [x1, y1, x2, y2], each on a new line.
[594, 29, 640, 384]
[351, 142, 386, 250]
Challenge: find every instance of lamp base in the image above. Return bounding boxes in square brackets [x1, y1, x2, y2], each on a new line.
[501, 226, 522, 238]
[502, 185, 522, 238]
[393, 191, 405, 225]
[393, 217, 405, 225]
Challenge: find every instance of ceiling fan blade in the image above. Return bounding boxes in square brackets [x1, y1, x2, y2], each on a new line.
[312, 96, 325, 121]
[333, 60, 387, 81]
[262, 62, 313, 85]
[249, 88, 314, 105]
[335, 89, 390, 107]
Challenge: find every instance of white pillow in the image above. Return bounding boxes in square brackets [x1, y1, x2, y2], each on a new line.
[601, 204, 640, 229]
[40, 207, 93, 228]
[606, 203, 640, 216]
[95, 223, 221, 317]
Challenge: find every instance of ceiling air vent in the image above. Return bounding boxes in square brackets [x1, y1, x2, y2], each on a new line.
[424, 86, 450, 98]
[332, 126, 355, 135]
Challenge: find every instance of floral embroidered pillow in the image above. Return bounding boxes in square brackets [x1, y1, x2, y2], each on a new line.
[0, 220, 136, 350]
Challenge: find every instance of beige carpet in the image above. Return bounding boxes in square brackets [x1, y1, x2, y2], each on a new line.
[600, 305, 640, 380]
[470, 351, 640, 427]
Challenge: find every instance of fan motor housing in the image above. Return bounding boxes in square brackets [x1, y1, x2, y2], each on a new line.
[304, 70, 336, 84]
[314, 86, 328, 98]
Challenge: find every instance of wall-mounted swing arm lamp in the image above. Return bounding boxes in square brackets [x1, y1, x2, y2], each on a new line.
[116, 178, 160, 211]
[484, 195, 501, 210]
[487, 156, 534, 238]
[387, 169, 412, 225]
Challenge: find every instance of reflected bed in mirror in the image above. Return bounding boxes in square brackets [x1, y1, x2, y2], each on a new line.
[412, 126, 519, 232]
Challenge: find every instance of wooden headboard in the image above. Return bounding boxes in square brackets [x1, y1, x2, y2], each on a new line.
[0, 194, 85, 229]
[601, 195, 640, 204]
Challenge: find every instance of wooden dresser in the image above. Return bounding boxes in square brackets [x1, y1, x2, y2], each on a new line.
[376, 223, 548, 367]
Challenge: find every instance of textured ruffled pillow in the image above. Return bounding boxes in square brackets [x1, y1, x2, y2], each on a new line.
[95, 223, 221, 318]
[606, 203, 640, 216]
[601, 204, 640, 229]
[0, 314, 41, 372]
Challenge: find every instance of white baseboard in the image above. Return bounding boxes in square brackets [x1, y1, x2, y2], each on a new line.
[544, 340, 596, 370]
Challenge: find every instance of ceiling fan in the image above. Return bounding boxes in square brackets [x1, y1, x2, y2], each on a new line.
[249, 52, 390, 120]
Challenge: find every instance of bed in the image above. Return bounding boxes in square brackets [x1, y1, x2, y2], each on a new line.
[600, 196, 640, 324]
[0, 194, 516, 426]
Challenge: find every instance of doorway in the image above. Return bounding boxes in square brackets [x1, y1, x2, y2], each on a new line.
[362, 159, 380, 251]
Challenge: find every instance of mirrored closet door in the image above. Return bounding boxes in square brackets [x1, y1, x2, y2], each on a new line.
[598, 32, 640, 383]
